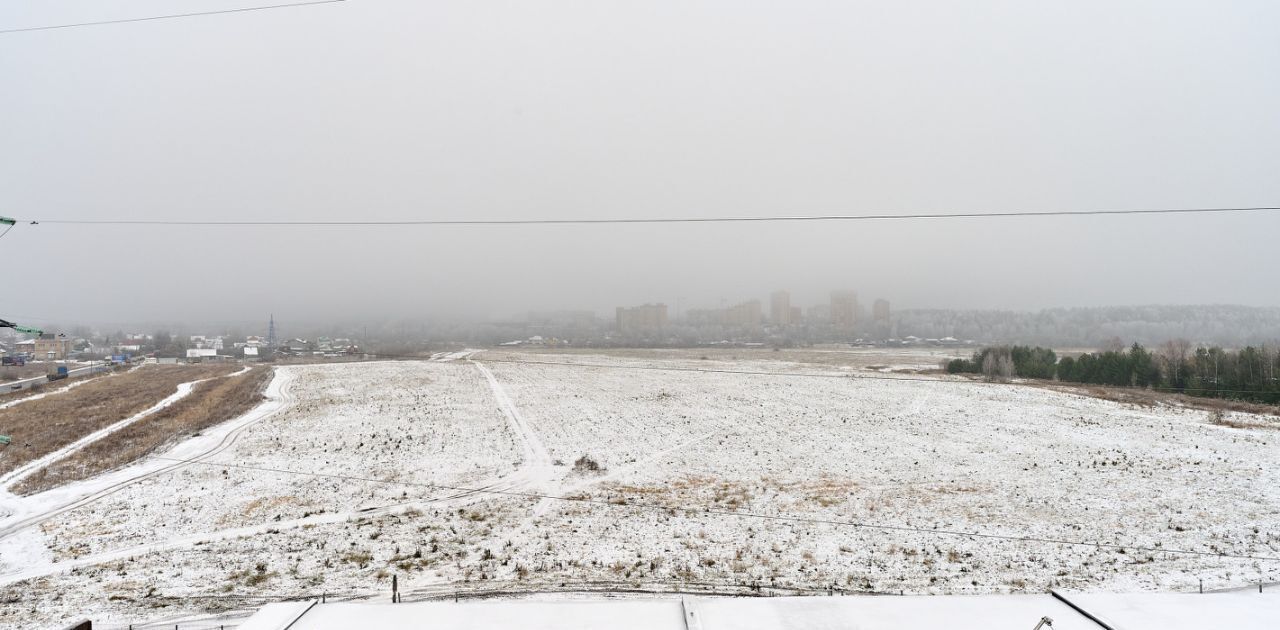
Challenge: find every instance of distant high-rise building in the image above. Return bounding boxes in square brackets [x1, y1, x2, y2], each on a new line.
[616, 304, 668, 335]
[873, 299, 891, 324]
[770, 291, 792, 326]
[807, 303, 830, 323]
[831, 291, 858, 331]
[723, 300, 762, 328]
[790, 306, 803, 325]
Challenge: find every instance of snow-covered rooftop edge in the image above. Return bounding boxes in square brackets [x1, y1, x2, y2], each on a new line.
[240, 590, 1279, 630]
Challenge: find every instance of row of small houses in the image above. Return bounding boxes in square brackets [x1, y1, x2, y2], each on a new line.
[180, 338, 362, 363]
[4, 332, 363, 364]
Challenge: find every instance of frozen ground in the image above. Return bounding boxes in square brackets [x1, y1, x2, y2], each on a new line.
[0, 350, 1277, 629]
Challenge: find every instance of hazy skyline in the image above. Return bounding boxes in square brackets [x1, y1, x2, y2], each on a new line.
[3, 1, 1279, 324]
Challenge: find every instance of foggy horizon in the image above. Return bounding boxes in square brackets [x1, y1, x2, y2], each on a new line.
[3, 1, 1279, 324]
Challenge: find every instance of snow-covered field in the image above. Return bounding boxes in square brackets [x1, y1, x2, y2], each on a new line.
[1, 350, 1277, 629]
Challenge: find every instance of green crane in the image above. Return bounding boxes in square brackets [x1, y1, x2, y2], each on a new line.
[0, 318, 43, 336]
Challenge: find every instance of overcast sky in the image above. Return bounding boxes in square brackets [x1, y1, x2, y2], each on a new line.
[2, 1, 1278, 326]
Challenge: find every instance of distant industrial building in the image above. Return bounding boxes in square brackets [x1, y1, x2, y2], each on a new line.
[830, 291, 858, 331]
[616, 303, 668, 335]
[770, 290, 792, 325]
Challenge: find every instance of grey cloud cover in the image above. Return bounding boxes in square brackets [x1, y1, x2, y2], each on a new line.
[2, 0, 1278, 324]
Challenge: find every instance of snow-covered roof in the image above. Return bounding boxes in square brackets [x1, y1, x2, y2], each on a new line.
[239, 592, 1279, 630]
[1052, 591, 1280, 630]
[693, 594, 1099, 629]
[260, 600, 684, 630]
[239, 601, 317, 630]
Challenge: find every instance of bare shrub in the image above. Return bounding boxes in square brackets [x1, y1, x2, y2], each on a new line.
[981, 347, 1014, 382]
[1207, 408, 1269, 429]
[573, 455, 604, 473]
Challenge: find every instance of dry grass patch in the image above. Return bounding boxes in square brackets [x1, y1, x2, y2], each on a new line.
[12, 367, 271, 495]
[0, 364, 51, 382]
[0, 366, 120, 405]
[0, 364, 237, 477]
[1207, 408, 1277, 430]
[1036, 381, 1280, 418]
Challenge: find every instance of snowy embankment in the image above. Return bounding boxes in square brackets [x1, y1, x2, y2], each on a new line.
[0, 367, 249, 491]
[0, 368, 285, 576]
[1, 353, 1277, 630]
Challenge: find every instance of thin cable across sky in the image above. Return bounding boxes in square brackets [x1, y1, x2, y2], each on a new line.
[0, 0, 347, 35]
[13, 205, 1280, 226]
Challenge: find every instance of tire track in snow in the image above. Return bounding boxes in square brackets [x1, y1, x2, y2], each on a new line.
[3, 360, 564, 585]
[470, 360, 555, 478]
[0, 361, 557, 584]
[0, 368, 291, 543]
[468, 359, 574, 520]
[0, 367, 250, 491]
[0, 481, 493, 587]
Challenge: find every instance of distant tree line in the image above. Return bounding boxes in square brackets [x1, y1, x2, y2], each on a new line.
[946, 346, 1057, 381]
[947, 342, 1280, 404]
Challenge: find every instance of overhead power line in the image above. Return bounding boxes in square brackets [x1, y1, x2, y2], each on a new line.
[156, 456, 1280, 563]
[0, 0, 346, 35]
[15, 205, 1280, 226]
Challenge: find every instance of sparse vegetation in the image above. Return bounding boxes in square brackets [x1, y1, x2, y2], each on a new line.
[0, 364, 239, 477]
[228, 562, 279, 587]
[12, 367, 272, 495]
[573, 454, 604, 473]
[341, 551, 374, 568]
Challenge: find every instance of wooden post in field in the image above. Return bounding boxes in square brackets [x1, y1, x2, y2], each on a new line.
[392, 574, 398, 603]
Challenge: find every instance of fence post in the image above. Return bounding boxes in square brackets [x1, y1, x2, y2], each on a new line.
[392, 574, 399, 603]
[1199, 579, 1203, 593]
